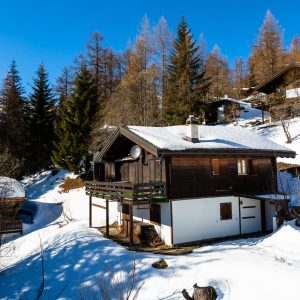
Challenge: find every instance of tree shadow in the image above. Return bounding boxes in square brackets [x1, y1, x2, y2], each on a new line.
[0, 226, 165, 299]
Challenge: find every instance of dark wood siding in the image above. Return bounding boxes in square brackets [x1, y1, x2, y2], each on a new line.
[97, 152, 164, 184]
[150, 203, 161, 225]
[170, 156, 276, 199]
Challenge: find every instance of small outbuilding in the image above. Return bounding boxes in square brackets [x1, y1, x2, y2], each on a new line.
[0, 177, 26, 234]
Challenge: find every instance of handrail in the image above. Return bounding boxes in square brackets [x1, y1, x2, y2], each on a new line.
[85, 181, 166, 203]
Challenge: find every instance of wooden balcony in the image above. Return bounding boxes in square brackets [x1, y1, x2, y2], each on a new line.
[85, 181, 167, 204]
[0, 220, 23, 234]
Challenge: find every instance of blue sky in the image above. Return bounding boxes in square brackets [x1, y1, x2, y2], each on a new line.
[0, 0, 299, 93]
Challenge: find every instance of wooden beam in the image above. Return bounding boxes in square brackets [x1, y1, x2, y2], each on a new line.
[92, 203, 106, 209]
[261, 200, 266, 232]
[129, 204, 133, 246]
[106, 199, 109, 237]
[0, 197, 26, 204]
[89, 195, 92, 228]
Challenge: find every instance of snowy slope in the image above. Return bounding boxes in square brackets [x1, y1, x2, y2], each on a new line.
[2, 170, 300, 300]
[253, 118, 300, 165]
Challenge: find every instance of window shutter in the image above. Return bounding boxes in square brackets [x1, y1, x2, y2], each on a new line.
[220, 202, 232, 220]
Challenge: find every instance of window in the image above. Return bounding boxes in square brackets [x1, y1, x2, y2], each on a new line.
[150, 203, 161, 225]
[220, 202, 232, 220]
[211, 159, 220, 175]
[237, 159, 250, 175]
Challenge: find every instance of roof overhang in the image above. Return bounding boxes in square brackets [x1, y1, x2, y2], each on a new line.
[158, 148, 295, 158]
[255, 63, 300, 94]
[236, 193, 290, 202]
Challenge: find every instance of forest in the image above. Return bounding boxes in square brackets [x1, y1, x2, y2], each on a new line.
[1, 10, 299, 178]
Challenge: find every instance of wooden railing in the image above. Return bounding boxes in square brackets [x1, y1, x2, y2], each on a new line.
[85, 181, 167, 204]
[0, 220, 23, 234]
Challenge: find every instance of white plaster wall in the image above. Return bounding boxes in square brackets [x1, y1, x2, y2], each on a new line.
[132, 205, 150, 223]
[265, 200, 277, 231]
[240, 197, 261, 234]
[172, 196, 240, 245]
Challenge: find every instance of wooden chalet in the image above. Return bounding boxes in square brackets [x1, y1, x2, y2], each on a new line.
[86, 116, 295, 246]
[0, 177, 26, 235]
[208, 98, 241, 124]
[254, 63, 300, 120]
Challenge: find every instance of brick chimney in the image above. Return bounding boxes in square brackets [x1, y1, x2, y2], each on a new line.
[186, 115, 199, 142]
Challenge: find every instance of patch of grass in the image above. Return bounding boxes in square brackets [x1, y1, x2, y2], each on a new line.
[59, 177, 85, 192]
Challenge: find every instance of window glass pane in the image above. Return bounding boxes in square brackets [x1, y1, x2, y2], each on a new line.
[237, 159, 249, 175]
[212, 159, 220, 175]
[237, 160, 242, 174]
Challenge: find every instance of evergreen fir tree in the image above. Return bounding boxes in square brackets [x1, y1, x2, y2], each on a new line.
[0, 60, 27, 166]
[27, 64, 55, 173]
[52, 62, 97, 173]
[164, 17, 210, 125]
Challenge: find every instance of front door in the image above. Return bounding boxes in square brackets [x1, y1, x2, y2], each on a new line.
[240, 197, 262, 234]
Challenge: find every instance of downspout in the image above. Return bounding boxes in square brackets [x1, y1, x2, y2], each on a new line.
[160, 153, 174, 246]
[238, 196, 242, 235]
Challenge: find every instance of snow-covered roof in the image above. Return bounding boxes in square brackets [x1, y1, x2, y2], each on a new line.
[0, 177, 25, 198]
[126, 125, 294, 156]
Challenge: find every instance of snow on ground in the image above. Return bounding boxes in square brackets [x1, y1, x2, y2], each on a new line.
[2, 170, 300, 299]
[235, 99, 268, 125]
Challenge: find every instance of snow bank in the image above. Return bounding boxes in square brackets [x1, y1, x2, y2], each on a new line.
[258, 221, 300, 256]
[0, 176, 25, 198]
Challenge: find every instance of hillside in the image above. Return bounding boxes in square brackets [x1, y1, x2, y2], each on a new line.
[1, 169, 300, 299]
[1, 104, 300, 299]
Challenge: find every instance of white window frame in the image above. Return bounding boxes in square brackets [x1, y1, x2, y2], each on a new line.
[237, 159, 249, 175]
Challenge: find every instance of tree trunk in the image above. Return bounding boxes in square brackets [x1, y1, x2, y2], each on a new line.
[182, 284, 217, 300]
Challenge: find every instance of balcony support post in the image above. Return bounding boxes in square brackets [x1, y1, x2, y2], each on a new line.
[89, 195, 92, 228]
[129, 203, 134, 246]
[106, 199, 109, 237]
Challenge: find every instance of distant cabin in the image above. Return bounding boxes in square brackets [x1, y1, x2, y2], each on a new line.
[254, 63, 300, 121]
[0, 177, 26, 235]
[86, 116, 295, 246]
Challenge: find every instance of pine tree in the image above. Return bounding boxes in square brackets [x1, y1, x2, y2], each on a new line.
[248, 10, 285, 84]
[27, 64, 55, 173]
[164, 17, 210, 125]
[0, 60, 27, 165]
[52, 62, 97, 173]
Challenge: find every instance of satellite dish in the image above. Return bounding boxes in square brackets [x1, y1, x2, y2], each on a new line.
[130, 145, 141, 159]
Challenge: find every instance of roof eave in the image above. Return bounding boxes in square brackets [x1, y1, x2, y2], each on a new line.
[158, 148, 296, 158]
